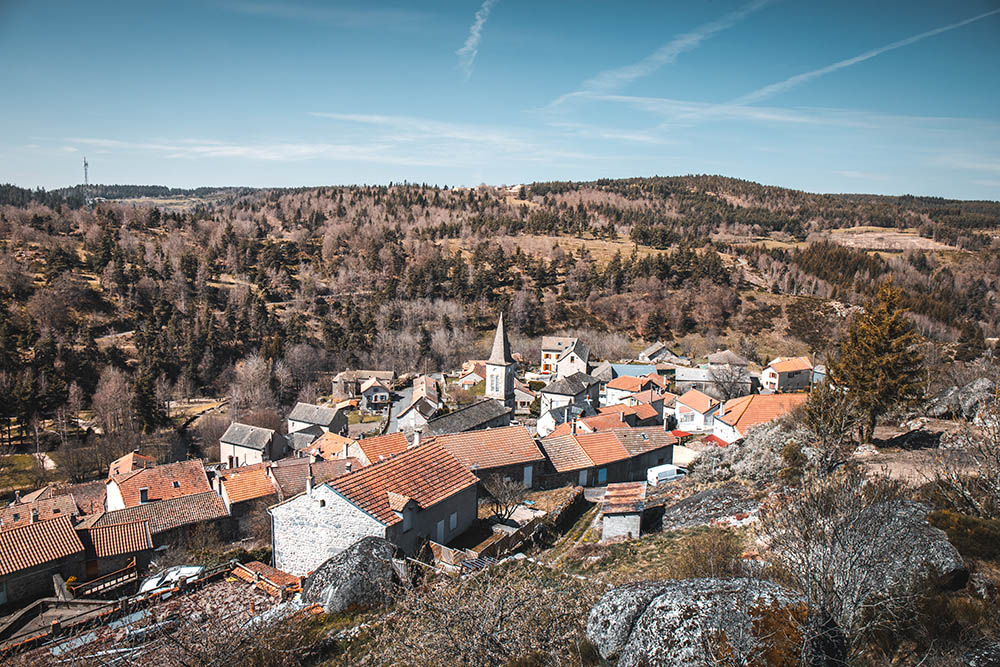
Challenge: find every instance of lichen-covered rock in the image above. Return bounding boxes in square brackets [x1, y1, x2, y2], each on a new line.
[301, 536, 405, 613]
[863, 501, 968, 594]
[964, 642, 1000, 667]
[690, 420, 813, 484]
[927, 378, 994, 420]
[586, 578, 845, 667]
[659, 483, 759, 531]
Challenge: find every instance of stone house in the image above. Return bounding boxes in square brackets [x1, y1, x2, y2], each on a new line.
[268, 442, 479, 576]
[540, 336, 578, 374]
[76, 519, 154, 580]
[425, 425, 546, 489]
[539, 372, 600, 416]
[514, 380, 536, 415]
[332, 370, 396, 397]
[220, 423, 286, 468]
[674, 390, 721, 432]
[396, 396, 439, 433]
[761, 357, 813, 393]
[0, 515, 85, 606]
[105, 459, 212, 510]
[78, 491, 229, 547]
[360, 377, 391, 412]
[286, 402, 348, 437]
[601, 482, 647, 541]
[424, 399, 511, 436]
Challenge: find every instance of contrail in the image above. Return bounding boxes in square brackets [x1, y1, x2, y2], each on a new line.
[733, 7, 1000, 106]
[549, 0, 776, 107]
[457, 0, 500, 80]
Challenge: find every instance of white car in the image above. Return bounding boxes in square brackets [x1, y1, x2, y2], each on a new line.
[646, 464, 687, 486]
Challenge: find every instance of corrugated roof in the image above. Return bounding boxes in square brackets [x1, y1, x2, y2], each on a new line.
[89, 491, 228, 536]
[427, 425, 544, 471]
[111, 459, 212, 508]
[220, 423, 275, 451]
[327, 443, 478, 525]
[78, 520, 153, 558]
[0, 515, 84, 576]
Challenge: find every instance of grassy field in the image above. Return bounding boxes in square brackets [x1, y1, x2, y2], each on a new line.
[0, 454, 46, 494]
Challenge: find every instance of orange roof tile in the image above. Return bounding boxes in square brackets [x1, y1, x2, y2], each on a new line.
[108, 451, 157, 479]
[111, 459, 211, 508]
[602, 482, 647, 514]
[303, 432, 355, 461]
[327, 443, 478, 525]
[606, 376, 649, 392]
[268, 458, 359, 499]
[767, 357, 813, 373]
[677, 389, 719, 414]
[88, 491, 228, 536]
[234, 561, 301, 590]
[427, 425, 544, 471]
[220, 464, 278, 504]
[0, 515, 84, 576]
[356, 432, 409, 464]
[0, 494, 78, 532]
[575, 432, 631, 466]
[538, 434, 595, 473]
[716, 393, 809, 435]
[78, 520, 153, 558]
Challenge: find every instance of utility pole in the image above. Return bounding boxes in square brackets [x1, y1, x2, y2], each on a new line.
[83, 157, 89, 186]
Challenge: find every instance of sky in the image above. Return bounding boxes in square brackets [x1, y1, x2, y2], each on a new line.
[1, 0, 999, 199]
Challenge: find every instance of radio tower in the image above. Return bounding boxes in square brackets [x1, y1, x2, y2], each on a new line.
[83, 157, 89, 187]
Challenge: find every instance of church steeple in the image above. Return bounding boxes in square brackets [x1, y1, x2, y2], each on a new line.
[488, 313, 514, 366]
[486, 314, 515, 409]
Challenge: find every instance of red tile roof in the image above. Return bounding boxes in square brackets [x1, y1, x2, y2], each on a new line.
[78, 520, 153, 558]
[427, 425, 544, 471]
[268, 458, 359, 499]
[57, 481, 108, 515]
[233, 561, 301, 596]
[327, 443, 478, 525]
[303, 432, 355, 461]
[767, 357, 813, 373]
[538, 434, 595, 473]
[716, 393, 809, 435]
[356, 432, 409, 464]
[606, 376, 651, 392]
[541, 427, 675, 473]
[220, 464, 278, 505]
[602, 482, 647, 514]
[110, 459, 211, 507]
[677, 389, 719, 414]
[702, 434, 729, 447]
[0, 494, 79, 532]
[0, 515, 84, 576]
[85, 491, 228, 536]
[575, 432, 630, 466]
[108, 451, 157, 479]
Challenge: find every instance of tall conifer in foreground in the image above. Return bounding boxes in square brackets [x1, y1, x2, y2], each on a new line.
[830, 280, 924, 442]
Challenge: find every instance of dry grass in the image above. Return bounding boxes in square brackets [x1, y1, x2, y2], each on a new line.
[823, 226, 953, 251]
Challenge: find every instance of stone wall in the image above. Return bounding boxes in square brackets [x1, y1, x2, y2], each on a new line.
[270, 485, 385, 577]
[602, 513, 641, 541]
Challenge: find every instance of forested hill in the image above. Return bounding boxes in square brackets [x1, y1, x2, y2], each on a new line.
[0, 174, 997, 434]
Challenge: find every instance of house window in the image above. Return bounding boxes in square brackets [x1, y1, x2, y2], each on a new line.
[319, 499, 326, 508]
[449, 512, 457, 530]
[139, 488, 149, 503]
[172, 481, 180, 489]
[597, 468, 607, 484]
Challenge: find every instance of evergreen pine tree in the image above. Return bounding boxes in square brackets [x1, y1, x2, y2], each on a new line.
[829, 281, 924, 442]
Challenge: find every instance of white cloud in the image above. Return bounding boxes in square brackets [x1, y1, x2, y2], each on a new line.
[456, 0, 499, 80]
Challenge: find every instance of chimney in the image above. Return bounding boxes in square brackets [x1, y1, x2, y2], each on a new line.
[570, 420, 577, 435]
[619, 411, 625, 423]
[345, 461, 352, 473]
[413, 429, 422, 448]
[306, 464, 314, 496]
[14, 490, 20, 503]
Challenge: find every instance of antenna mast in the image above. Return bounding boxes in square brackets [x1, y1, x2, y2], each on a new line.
[83, 157, 89, 187]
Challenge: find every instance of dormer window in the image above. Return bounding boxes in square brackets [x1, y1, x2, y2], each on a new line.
[172, 481, 180, 489]
[139, 488, 150, 503]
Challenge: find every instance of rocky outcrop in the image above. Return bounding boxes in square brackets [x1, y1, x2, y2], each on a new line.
[927, 378, 994, 420]
[301, 537, 406, 613]
[691, 420, 813, 484]
[964, 642, 1000, 667]
[586, 578, 846, 667]
[659, 483, 759, 531]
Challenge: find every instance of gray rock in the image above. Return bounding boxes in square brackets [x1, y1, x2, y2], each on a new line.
[927, 378, 994, 420]
[301, 536, 405, 613]
[964, 642, 1000, 667]
[587, 578, 846, 667]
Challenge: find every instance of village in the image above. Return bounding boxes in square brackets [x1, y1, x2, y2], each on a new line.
[0, 312, 835, 661]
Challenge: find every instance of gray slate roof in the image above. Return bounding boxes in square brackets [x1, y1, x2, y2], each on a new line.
[706, 350, 748, 367]
[487, 314, 514, 365]
[286, 426, 324, 451]
[220, 422, 275, 451]
[560, 340, 590, 363]
[541, 371, 599, 397]
[287, 402, 342, 427]
[590, 360, 614, 382]
[425, 399, 511, 436]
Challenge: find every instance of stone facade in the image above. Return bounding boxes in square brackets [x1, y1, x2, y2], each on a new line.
[385, 485, 478, 554]
[0, 556, 84, 607]
[270, 484, 385, 577]
[602, 513, 641, 541]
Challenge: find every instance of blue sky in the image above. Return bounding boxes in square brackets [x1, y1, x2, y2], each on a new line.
[1, 0, 998, 199]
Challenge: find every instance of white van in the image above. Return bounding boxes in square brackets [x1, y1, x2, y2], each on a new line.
[646, 463, 686, 486]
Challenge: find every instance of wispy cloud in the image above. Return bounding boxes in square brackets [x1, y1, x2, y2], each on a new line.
[732, 8, 1000, 106]
[456, 0, 499, 80]
[228, 2, 426, 30]
[549, 0, 774, 108]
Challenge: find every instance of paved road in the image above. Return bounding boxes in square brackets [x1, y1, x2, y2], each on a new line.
[386, 386, 413, 434]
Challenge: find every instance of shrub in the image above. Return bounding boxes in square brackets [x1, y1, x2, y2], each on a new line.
[928, 510, 1000, 561]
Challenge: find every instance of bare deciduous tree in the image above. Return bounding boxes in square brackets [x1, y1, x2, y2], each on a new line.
[482, 474, 527, 522]
[930, 390, 1000, 520]
[709, 363, 750, 401]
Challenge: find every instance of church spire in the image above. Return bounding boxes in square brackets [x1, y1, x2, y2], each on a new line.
[488, 313, 513, 365]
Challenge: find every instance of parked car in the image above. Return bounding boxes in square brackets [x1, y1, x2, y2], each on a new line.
[646, 463, 686, 486]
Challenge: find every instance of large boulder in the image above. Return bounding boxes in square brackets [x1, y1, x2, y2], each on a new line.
[301, 536, 406, 613]
[927, 378, 994, 420]
[586, 578, 845, 667]
[690, 420, 813, 484]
